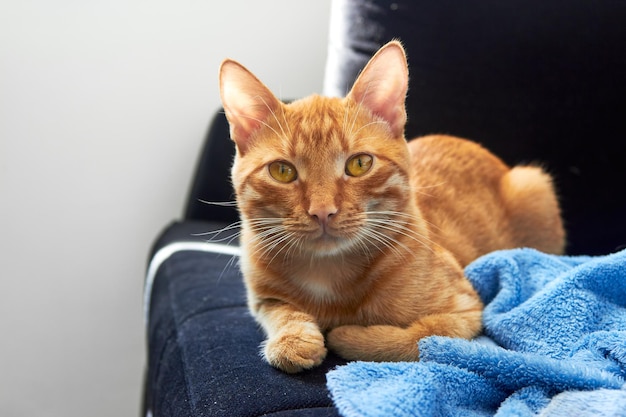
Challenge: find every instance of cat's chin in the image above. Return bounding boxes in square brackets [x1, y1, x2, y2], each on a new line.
[305, 234, 353, 258]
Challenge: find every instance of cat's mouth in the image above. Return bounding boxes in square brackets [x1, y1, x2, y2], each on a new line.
[310, 219, 348, 239]
[310, 228, 339, 242]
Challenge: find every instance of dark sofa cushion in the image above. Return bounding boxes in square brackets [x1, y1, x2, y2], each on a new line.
[145, 222, 345, 417]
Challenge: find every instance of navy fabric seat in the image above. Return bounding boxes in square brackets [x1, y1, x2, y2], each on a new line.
[144, 220, 345, 416]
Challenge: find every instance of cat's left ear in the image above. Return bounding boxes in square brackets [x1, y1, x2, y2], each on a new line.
[347, 41, 409, 138]
[219, 59, 282, 155]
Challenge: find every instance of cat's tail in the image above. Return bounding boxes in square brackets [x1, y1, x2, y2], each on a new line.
[500, 166, 566, 255]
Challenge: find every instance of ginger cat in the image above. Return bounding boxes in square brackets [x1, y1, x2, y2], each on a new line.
[219, 41, 565, 373]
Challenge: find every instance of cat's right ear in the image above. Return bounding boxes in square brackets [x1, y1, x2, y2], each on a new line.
[219, 59, 281, 155]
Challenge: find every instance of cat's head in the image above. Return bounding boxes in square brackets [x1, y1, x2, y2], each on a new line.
[219, 41, 413, 258]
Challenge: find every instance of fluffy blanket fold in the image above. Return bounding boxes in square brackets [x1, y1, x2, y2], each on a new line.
[327, 248, 626, 417]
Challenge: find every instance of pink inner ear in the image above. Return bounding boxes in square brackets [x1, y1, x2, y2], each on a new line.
[219, 59, 281, 154]
[347, 42, 409, 137]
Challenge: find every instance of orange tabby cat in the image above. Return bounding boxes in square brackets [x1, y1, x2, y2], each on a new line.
[219, 41, 565, 373]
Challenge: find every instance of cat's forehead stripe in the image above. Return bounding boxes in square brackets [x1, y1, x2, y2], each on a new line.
[287, 103, 347, 150]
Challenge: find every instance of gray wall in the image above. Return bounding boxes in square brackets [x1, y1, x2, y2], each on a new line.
[0, 1, 332, 415]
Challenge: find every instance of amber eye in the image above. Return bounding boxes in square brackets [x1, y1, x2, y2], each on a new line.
[268, 161, 297, 183]
[345, 153, 373, 177]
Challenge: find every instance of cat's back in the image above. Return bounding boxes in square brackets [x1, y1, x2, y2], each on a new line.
[407, 135, 564, 265]
[408, 135, 508, 182]
[407, 135, 509, 218]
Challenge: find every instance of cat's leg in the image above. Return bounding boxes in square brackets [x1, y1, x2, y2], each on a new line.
[255, 300, 327, 373]
[326, 310, 482, 362]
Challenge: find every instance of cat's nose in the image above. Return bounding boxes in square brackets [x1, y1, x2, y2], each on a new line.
[308, 205, 337, 227]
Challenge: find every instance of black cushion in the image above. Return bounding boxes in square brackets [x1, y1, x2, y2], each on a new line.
[145, 221, 346, 416]
[184, 112, 238, 224]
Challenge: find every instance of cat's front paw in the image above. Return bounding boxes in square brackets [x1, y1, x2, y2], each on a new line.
[263, 324, 327, 373]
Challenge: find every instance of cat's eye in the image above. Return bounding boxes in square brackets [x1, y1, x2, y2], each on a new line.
[268, 161, 298, 183]
[345, 153, 374, 177]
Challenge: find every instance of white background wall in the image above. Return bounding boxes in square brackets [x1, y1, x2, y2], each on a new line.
[0, 1, 332, 415]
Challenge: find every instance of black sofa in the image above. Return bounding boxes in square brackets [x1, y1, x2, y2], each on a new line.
[143, 1, 626, 416]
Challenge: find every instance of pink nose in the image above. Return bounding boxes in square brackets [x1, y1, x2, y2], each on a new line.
[308, 206, 337, 226]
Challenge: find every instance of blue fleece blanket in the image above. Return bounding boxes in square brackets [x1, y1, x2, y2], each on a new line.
[327, 248, 626, 417]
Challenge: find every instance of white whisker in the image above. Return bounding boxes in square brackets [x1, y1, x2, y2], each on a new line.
[352, 120, 388, 135]
[416, 181, 447, 190]
[358, 226, 407, 259]
[192, 221, 243, 237]
[366, 219, 437, 255]
[342, 103, 350, 140]
[216, 254, 240, 283]
[264, 232, 296, 267]
[197, 199, 238, 207]
[413, 181, 448, 198]
[280, 102, 293, 139]
[367, 210, 444, 236]
[256, 94, 291, 143]
[234, 111, 285, 142]
[363, 211, 442, 255]
[348, 80, 374, 137]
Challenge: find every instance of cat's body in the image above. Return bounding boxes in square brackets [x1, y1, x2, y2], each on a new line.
[220, 42, 565, 373]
